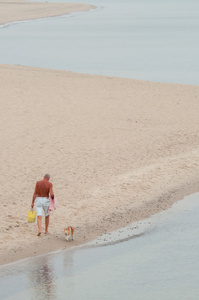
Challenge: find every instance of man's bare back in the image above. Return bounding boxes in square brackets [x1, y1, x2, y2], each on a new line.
[35, 180, 53, 198]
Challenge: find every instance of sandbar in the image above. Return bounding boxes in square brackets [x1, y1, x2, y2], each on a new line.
[0, 0, 95, 25]
[0, 64, 199, 265]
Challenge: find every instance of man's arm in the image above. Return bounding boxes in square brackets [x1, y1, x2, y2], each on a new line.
[50, 183, 54, 200]
[31, 184, 37, 208]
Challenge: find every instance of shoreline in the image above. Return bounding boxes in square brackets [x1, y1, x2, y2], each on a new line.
[1, 180, 199, 267]
[1, 64, 199, 265]
[0, 0, 95, 26]
[2, 187, 199, 269]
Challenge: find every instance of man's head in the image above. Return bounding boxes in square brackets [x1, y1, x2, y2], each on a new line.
[44, 174, 50, 181]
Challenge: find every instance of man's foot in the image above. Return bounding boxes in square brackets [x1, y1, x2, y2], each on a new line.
[44, 231, 50, 234]
[37, 232, 41, 236]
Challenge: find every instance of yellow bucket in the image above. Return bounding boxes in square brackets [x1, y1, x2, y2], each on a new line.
[27, 210, 36, 223]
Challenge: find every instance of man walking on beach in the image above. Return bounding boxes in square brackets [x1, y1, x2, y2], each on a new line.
[31, 174, 54, 236]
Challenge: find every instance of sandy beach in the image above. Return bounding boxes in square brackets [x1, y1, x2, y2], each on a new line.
[1, 0, 199, 266]
[1, 64, 199, 265]
[0, 0, 94, 25]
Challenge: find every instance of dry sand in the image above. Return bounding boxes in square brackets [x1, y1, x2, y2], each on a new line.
[1, 64, 199, 265]
[0, 0, 95, 25]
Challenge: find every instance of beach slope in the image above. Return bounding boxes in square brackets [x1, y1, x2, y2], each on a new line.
[0, 64, 199, 264]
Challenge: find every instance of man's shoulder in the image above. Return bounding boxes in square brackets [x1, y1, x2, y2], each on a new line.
[36, 180, 43, 184]
[36, 180, 52, 186]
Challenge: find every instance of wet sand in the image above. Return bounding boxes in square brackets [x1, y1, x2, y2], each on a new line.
[0, 64, 199, 265]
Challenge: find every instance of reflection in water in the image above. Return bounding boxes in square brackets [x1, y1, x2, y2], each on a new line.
[0, 249, 75, 300]
[1, 193, 199, 300]
[29, 252, 75, 300]
[29, 257, 56, 299]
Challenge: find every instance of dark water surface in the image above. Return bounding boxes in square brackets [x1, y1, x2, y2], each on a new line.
[1, 193, 199, 300]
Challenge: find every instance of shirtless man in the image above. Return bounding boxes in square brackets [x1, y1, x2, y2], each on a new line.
[31, 174, 54, 236]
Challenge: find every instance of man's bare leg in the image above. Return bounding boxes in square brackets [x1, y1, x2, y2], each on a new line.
[37, 216, 42, 236]
[45, 215, 50, 234]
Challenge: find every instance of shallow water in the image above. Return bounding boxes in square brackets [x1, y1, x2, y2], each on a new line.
[0, 0, 199, 84]
[1, 193, 199, 300]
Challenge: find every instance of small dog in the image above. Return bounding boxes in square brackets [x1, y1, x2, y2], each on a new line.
[64, 226, 75, 241]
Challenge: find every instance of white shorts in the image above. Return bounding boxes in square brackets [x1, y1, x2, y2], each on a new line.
[36, 197, 50, 217]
